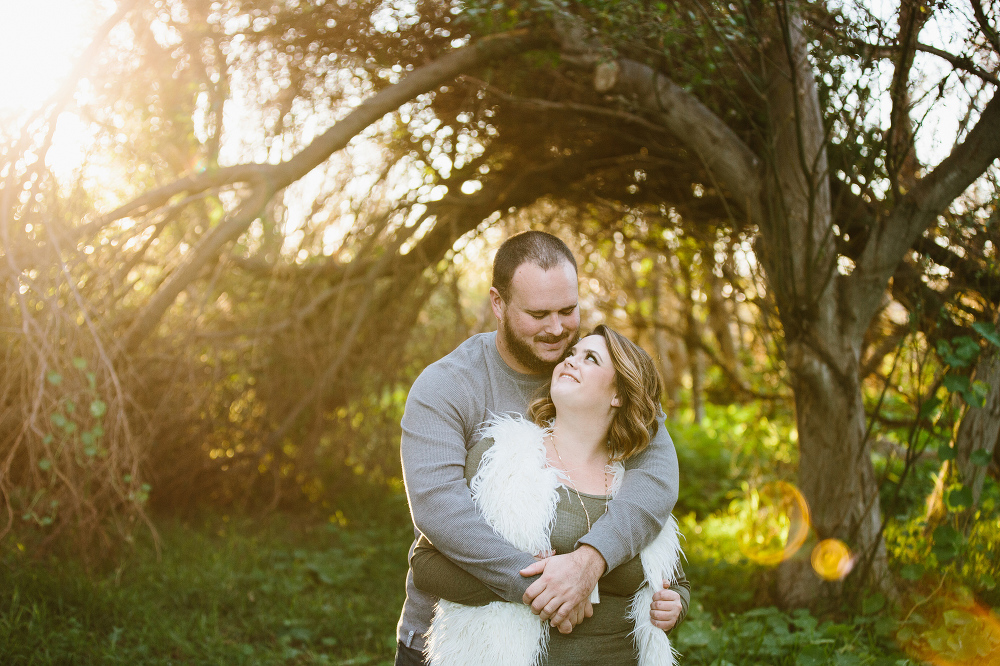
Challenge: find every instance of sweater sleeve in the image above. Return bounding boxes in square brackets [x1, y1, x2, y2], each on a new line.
[669, 559, 691, 634]
[400, 365, 537, 603]
[576, 411, 679, 572]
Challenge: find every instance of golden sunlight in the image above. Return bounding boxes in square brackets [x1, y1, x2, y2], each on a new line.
[0, 0, 109, 113]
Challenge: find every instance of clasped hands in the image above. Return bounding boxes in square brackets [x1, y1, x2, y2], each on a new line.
[520, 545, 681, 635]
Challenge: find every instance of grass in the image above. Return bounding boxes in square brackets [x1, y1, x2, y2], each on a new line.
[2, 482, 998, 665]
[0, 495, 413, 664]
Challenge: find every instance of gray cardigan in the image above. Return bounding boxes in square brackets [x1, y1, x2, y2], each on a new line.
[396, 332, 679, 652]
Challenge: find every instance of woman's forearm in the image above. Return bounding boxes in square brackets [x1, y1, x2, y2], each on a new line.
[410, 537, 505, 606]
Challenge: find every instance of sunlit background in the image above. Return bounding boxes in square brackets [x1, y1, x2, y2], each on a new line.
[1, 1, 998, 664]
[0, 1, 113, 111]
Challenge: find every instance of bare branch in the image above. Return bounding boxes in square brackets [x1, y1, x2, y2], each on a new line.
[971, 0, 1000, 53]
[114, 30, 550, 351]
[847, 89, 1000, 337]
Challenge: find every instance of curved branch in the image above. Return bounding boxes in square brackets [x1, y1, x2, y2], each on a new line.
[607, 58, 765, 224]
[848, 90, 1000, 336]
[121, 176, 274, 351]
[113, 30, 550, 351]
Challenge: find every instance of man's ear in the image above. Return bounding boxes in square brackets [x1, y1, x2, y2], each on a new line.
[611, 395, 621, 408]
[489, 287, 505, 322]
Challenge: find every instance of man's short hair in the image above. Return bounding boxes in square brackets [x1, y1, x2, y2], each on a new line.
[492, 231, 578, 301]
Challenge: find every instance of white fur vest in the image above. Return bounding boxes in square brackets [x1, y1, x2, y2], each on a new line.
[424, 414, 683, 666]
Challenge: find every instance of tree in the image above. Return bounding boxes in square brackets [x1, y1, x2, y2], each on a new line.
[3, 1, 998, 609]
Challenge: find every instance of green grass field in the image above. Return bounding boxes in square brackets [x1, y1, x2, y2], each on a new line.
[1, 497, 938, 665]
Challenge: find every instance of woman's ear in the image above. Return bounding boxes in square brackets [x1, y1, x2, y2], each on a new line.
[611, 395, 621, 408]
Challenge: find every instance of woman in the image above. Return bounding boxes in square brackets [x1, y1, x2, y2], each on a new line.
[412, 325, 688, 666]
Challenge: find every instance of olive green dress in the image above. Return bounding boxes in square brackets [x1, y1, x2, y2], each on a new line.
[410, 438, 690, 665]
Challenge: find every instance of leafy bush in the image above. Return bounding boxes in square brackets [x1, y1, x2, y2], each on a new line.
[669, 403, 797, 518]
[672, 603, 912, 665]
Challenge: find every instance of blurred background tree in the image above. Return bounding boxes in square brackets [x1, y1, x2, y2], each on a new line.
[1, 0, 997, 625]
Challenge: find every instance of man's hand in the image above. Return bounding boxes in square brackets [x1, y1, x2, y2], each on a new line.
[650, 580, 682, 632]
[519, 545, 605, 629]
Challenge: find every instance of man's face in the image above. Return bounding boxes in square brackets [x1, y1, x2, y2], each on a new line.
[491, 260, 580, 374]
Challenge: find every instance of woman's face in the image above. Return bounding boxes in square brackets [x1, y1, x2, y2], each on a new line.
[550, 335, 620, 412]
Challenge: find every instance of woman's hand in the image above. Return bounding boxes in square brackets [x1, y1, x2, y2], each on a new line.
[650, 580, 682, 632]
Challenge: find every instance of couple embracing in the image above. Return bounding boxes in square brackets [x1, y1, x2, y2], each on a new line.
[395, 231, 690, 666]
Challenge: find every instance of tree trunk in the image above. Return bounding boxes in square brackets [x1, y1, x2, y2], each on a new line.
[758, 11, 893, 605]
[587, 1, 1000, 607]
[955, 349, 1000, 509]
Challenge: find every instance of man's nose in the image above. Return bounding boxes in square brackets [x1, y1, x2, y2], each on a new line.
[543, 313, 563, 335]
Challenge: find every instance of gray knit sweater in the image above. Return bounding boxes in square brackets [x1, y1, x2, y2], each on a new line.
[397, 331, 679, 652]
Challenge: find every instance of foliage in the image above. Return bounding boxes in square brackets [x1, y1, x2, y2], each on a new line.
[0, 500, 412, 664]
[672, 603, 909, 666]
[670, 403, 797, 518]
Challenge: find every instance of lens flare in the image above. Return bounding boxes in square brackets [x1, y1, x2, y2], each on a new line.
[736, 480, 810, 566]
[898, 595, 1000, 665]
[810, 539, 854, 581]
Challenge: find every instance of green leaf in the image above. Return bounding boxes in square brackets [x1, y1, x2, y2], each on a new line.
[900, 563, 923, 581]
[972, 321, 1000, 348]
[938, 338, 978, 367]
[952, 336, 981, 364]
[934, 524, 963, 545]
[81, 432, 94, 446]
[971, 449, 992, 466]
[89, 400, 107, 418]
[932, 540, 959, 563]
[42, 434, 53, 445]
[50, 413, 67, 428]
[862, 593, 886, 615]
[72, 357, 87, 370]
[938, 443, 957, 461]
[943, 373, 971, 393]
[947, 486, 974, 509]
[38, 459, 51, 471]
[932, 524, 963, 562]
[84, 444, 97, 457]
[918, 396, 942, 418]
[676, 618, 712, 647]
[796, 645, 826, 666]
[46, 372, 62, 386]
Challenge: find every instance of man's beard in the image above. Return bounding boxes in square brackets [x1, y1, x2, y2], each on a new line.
[501, 320, 577, 375]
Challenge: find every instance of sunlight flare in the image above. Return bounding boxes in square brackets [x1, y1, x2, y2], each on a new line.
[737, 481, 810, 566]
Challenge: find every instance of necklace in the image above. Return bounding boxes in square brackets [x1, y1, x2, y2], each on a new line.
[549, 433, 610, 532]
[549, 432, 610, 605]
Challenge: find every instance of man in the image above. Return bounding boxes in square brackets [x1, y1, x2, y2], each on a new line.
[395, 231, 680, 665]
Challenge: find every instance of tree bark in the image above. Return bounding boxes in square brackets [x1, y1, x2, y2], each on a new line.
[754, 9, 893, 604]
[955, 345, 1000, 509]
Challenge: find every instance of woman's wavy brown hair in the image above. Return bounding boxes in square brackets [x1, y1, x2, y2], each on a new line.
[528, 324, 662, 462]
